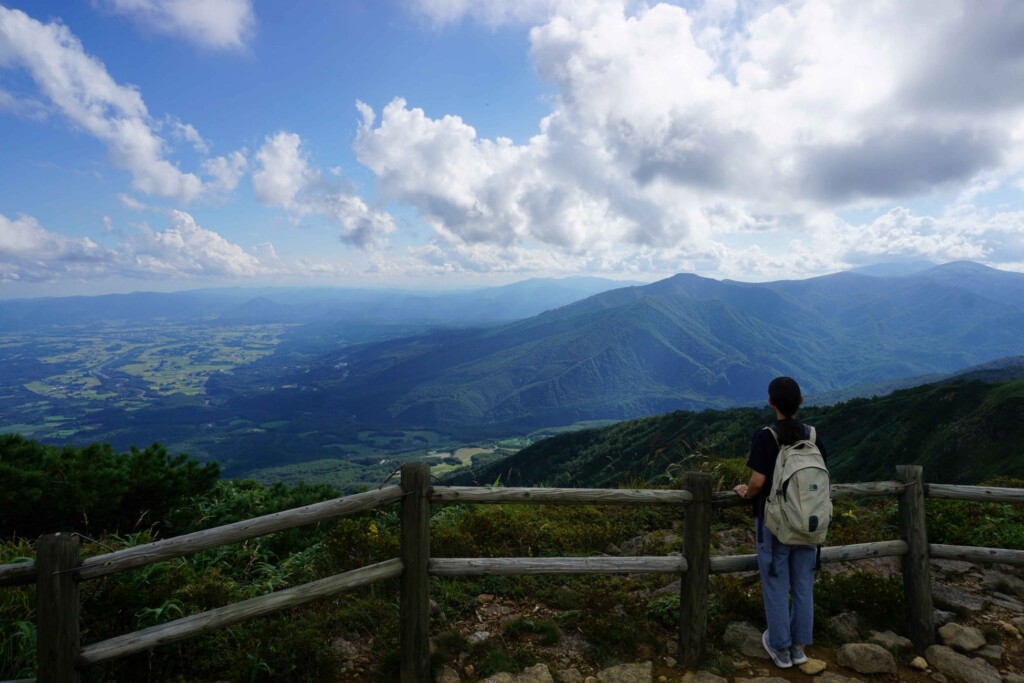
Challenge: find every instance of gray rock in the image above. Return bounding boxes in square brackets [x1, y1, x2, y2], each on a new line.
[331, 637, 360, 657]
[938, 623, 987, 652]
[925, 645, 1002, 683]
[868, 629, 913, 651]
[931, 560, 975, 575]
[932, 583, 988, 614]
[934, 610, 957, 627]
[836, 643, 897, 674]
[596, 661, 652, 682]
[1003, 674, 1024, 683]
[828, 612, 865, 642]
[1012, 616, 1024, 632]
[557, 669, 584, 683]
[682, 672, 727, 683]
[519, 664, 556, 683]
[975, 645, 1003, 664]
[468, 630, 491, 645]
[932, 675, 949, 683]
[482, 664, 556, 683]
[989, 592, 1024, 613]
[734, 678, 787, 683]
[723, 621, 770, 660]
[983, 570, 1024, 595]
[439, 665, 461, 683]
[652, 579, 680, 597]
[819, 674, 865, 683]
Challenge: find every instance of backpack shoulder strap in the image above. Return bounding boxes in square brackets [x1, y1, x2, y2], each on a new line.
[764, 426, 779, 445]
[808, 425, 816, 443]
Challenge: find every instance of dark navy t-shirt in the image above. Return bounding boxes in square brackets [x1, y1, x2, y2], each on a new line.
[746, 421, 829, 519]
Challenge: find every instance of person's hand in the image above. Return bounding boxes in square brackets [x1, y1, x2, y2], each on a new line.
[733, 484, 749, 498]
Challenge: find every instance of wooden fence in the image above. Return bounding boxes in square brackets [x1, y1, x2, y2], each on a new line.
[2, 463, 1024, 682]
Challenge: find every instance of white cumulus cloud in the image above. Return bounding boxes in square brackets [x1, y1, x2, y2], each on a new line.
[254, 131, 396, 247]
[369, 0, 1024, 276]
[96, 0, 255, 50]
[0, 6, 247, 203]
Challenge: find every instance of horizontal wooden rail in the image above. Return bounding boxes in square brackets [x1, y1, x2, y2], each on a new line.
[930, 544, 1024, 566]
[429, 556, 687, 576]
[0, 560, 33, 587]
[429, 486, 692, 505]
[80, 486, 402, 582]
[712, 481, 906, 508]
[0, 486, 404, 587]
[925, 484, 1024, 504]
[78, 558, 402, 666]
[709, 540, 909, 574]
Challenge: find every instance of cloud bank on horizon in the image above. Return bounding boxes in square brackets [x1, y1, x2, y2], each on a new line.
[1, 0, 1023, 293]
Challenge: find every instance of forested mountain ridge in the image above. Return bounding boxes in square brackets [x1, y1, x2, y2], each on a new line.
[448, 376, 1024, 488]
[300, 262, 1024, 432]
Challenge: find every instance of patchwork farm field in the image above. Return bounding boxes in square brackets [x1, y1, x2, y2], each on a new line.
[0, 320, 529, 490]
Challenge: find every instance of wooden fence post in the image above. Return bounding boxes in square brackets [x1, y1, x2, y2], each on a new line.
[400, 464, 431, 683]
[36, 533, 81, 683]
[897, 465, 935, 651]
[680, 472, 713, 667]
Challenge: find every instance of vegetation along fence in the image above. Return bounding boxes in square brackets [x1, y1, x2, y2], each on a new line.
[2, 463, 1024, 682]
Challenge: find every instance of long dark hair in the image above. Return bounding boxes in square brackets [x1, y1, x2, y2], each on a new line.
[769, 376, 804, 445]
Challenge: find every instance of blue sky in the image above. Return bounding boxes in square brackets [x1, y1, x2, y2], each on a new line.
[2, 1, 1023, 297]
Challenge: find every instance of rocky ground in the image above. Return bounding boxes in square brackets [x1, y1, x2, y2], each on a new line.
[332, 538, 1024, 682]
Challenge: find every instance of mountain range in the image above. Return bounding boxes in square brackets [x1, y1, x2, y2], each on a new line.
[269, 261, 1024, 433]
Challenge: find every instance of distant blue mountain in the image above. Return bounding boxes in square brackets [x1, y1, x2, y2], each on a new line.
[289, 262, 1024, 432]
[0, 277, 644, 331]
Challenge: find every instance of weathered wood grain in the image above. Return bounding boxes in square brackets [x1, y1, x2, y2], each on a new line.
[929, 544, 1024, 566]
[0, 560, 34, 587]
[399, 464, 431, 683]
[925, 484, 1024, 504]
[78, 559, 402, 666]
[681, 472, 712, 667]
[428, 556, 686, 576]
[429, 486, 692, 505]
[898, 465, 935, 652]
[36, 534, 80, 683]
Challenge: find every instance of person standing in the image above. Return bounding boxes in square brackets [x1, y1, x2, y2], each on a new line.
[733, 376, 828, 669]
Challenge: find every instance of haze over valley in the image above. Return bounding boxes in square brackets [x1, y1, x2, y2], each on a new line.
[2, 261, 1022, 488]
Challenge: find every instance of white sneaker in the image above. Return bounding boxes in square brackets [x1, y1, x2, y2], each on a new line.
[790, 644, 808, 665]
[762, 630, 792, 669]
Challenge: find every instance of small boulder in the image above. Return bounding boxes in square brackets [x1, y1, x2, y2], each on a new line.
[836, 643, 897, 674]
[938, 623, 986, 652]
[818, 674, 863, 683]
[975, 644, 1002, 664]
[596, 661, 652, 683]
[934, 610, 957, 627]
[681, 671, 727, 683]
[982, 569, 1024, 595]
[910, 656, 929, 671]
[557, 669, 584, 683]
[799, 658, 827, 675]
[438, 666, 461, 683]
[723, 621, 770, 659]
[868, 629, 914, 652]
[520, 664, 556, 683]
[932, 583, 987, 614]
[468, 630, 491, 645]
[925, 645, 1002, 683]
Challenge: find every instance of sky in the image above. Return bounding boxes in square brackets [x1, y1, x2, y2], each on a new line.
[1, 0, 1023, 298]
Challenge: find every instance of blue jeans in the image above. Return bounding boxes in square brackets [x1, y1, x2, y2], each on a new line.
[756, 521, 816, 649]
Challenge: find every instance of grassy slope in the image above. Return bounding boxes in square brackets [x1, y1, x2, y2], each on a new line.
[450, 378, 1024, 487]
